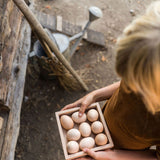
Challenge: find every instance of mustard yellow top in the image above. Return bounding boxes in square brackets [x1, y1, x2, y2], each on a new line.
[103, 80, 160, 159]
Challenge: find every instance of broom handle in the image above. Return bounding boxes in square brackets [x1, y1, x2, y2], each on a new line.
[13, 0, 88, 91]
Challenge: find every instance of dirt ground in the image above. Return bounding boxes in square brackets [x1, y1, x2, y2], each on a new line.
[15, 0, 153, 160]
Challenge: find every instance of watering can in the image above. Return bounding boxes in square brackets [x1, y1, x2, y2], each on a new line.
[31, 6, 103, 61]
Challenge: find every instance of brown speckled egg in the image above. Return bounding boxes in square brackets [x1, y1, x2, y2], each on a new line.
[60, 115, 74, 130]
[79, 122, 91, 137]
[79, 137, 95, 150]
[72, 111, 87, 124]
[67, 141, 79, 154]
[95, 133, 108, 146]
[67, 129, 81, 141]
[87, 109, 99, 122]
[91, 121, 103, 134]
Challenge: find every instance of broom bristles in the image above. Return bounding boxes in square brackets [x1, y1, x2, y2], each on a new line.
[43, 57, 90, 91]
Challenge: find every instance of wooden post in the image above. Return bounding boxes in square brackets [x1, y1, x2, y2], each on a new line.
[0, 0, 31, 159]
[12, 0, 89, 91]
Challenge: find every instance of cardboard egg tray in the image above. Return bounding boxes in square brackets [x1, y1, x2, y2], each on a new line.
[55, 102, 114, 160]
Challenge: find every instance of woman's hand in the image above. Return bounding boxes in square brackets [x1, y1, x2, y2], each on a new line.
[62, 81, 121, 116]
[73, 156, 94, 160]
[73, 148, 157, 160]
[61, 93, 95, 116]
[73, 149, 114, 160]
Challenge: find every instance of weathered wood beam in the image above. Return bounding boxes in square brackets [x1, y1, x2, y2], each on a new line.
[0, 0, 31, 159]
[0, 0, 23, 106]
[1, 18, 31, 160]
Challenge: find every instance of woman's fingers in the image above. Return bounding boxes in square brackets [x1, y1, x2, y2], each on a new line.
[73, 156, 94, 160]
[62, 101, 87, 117]
[79, 94, 93, 116]
[79, 102, 88, 116]
[61, 103, 75, 111]
[61, 98, 82, 111]
[61, 102, 88, 117]
[61, 94, 94, 116]
[83, 148, 97, 159]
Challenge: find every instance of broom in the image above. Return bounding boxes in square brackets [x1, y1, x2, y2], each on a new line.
[35, 33, 89, 91]
[13, 0, 88, 91]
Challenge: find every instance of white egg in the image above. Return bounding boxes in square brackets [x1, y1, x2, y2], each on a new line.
[79, 137, 95, 150]
[72, 112, 87, 124]
[67, 129, 81, 141]
[67, 141, 79, 154]
[79, 122, 91, 137]
[95, 133, 108, 146]
[91, 121, 103, 134]
[87, 109, 99, 122]
[60, 115, 74, 130]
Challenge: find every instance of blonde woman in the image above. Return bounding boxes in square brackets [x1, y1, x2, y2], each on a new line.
[62, 1, 160, 160]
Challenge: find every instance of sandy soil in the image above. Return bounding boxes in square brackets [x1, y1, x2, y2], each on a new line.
[15, 0, 153, 160]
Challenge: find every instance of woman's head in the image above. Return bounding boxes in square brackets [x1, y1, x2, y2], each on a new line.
[116, 1, 160, 114]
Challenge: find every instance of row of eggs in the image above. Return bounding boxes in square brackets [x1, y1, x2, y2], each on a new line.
[60, 109, 99, 130]
[60, 109, 108, 154]
[67, 133, 108, 154]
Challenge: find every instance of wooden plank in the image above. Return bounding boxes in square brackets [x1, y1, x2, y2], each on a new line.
[56, 15, 63, 32]
[0, 0, 23, 106]
[38, 12, 49, 29]
[62, 20, 82, 36]
[0, 1, 30, 159]
[36, 12, 57, 31]
[46, 14, 56, 30]
[0, 117, 3, 131]
[0, 1, 31, 159]
[87, 29, 106, 46]
[0, 109, 9, 158]
[0, 56, 2, 73]
[1, 18, 31, 160]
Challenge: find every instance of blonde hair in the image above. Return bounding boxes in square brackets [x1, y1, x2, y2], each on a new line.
[116, 1, 160, 114]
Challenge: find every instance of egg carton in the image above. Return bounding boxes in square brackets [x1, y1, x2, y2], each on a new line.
[55, 102, 114, 160]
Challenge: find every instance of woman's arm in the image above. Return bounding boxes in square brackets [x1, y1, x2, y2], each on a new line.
[92, 81, 120, 102]
[62, 81, 120, 115]
[76, 148, 157, 160]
